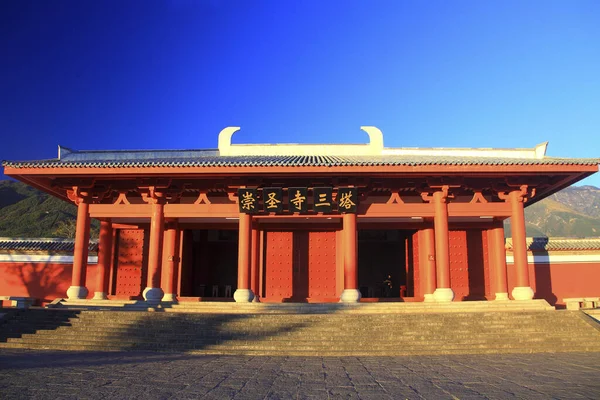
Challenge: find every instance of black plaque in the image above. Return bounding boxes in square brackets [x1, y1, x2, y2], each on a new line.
[313, 187, 333, 213]
[288, 187, 308, 213]
[262, 187, 283, 213]
[237, 188, 259, 214]
[337, 187, 358, 213]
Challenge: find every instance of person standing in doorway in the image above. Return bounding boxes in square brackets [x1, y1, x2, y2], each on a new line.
[383, 274, 393, 297]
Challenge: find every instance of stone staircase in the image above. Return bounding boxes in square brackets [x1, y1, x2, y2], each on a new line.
[1, 306, 600, 356]
[48, 298, 557, 313]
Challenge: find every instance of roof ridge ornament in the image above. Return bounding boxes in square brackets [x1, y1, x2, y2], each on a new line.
[218, 127, 241, 155]
[535, 142, 548, 159]
[217, 126, 384, 156]
[359, 126, 384, 152]
[58, 145, 74, 160]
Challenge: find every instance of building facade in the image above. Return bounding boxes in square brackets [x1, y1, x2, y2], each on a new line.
[2, 127, 598, 304]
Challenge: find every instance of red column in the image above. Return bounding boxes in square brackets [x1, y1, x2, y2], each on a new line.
[93, 219, 113, 300]
[143, 200, 165, 302]
[68, 198, 91, 299]
[490, 224, 509, 300]
[341, 213, 360, 302]
[234, 213, 254, 302]
[432, 190, 454, 302]
[162, 221, 180, 302]
[250, 226, 260, 301]
[422, 227, 436, 301]
[509, 190, 533, 300]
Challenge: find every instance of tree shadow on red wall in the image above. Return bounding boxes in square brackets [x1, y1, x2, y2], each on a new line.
[4, 259, 70, 305]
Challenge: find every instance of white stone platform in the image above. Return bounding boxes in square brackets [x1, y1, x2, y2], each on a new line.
[48, 298, 555, 314]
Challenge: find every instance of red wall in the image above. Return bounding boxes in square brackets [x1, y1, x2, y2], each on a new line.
[0, 261, 99, 305]
[2, 253, 599, 307]
[507, 261, 600, 307]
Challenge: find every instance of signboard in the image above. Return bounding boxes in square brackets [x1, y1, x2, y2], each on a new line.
[237, 186, 358, 214]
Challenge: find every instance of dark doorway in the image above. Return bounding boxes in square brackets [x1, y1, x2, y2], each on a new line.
[179, 229, 238, 299]
[358, 230, 412, 299]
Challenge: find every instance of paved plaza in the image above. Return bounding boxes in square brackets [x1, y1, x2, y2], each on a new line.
[0, 350, 599, 399]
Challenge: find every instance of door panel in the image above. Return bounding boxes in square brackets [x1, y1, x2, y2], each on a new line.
[264, 230, 337, 301]
[307, 231, 337, 299]
[113, 229, 146, 298]
[264, 231, 294, 299]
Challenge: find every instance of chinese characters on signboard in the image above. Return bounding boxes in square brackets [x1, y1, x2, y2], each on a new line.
[288, 187, 308, 213]
[238, 188, 259, 214]
[237, 187, 358, 214]
[262, 187, 283, 213]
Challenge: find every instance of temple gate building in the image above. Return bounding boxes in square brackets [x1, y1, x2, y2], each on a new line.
[2, 127, 598, 305]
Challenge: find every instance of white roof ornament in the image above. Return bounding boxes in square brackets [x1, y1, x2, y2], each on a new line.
[535, 142, 549, 159]
[218, 126, 241, 155]
[58, 145, 74, 160]
[360, 126, 384, 152]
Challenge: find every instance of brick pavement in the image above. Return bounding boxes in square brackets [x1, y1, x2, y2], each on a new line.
[0, 350, 599, 399]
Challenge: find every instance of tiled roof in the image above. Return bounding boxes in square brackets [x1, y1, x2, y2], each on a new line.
[3, 149, 599, 168]
[506, 237, 600, 252]
[0, 238, 98, 253]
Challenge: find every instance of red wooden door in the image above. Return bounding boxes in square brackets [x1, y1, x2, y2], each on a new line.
[449, 230, 469, 301]
[113, 229, 146, 298]
[264, 230, 337, 302]
[307, 231, 337, 299]
[449, 229, 491, 301]
[264, 231, 294, 300]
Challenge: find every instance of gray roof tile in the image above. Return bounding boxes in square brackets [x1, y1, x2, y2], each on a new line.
[0, 238, 98, 253]
[3, 148, 599, 168]
[506, 237, 600, 251]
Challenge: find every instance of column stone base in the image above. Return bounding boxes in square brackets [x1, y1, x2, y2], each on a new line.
[340, 289, 361, 303]
[511, 286, 534, 300]
[495, 292, 510, 301]
[162, 293, 177, 302]
[67, 286, 88, 300]
[433, 288, 454, 302]
[143, 287, 164, 303]
[92, 292, 108, 300]
[423, 293, 435, 302]
[233, 289, 254, 303]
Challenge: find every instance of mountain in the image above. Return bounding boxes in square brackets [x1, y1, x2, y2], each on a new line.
[0, 180, 599, 238]
[549, 185, 600, 219]
[509, 186, 600, 238]
[0, 180, 99, 239]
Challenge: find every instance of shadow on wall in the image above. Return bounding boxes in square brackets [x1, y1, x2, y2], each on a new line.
[2, 257, 71, 305]
[530, 238, 558, 307]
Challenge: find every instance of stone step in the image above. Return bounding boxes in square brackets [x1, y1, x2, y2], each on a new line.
[7, 313, 578, 325]
[73, 317, 583, 326]
[3, 326, 590, 340]
[10, 334, 599, 349]
[1, 341, 599, 356]
[52, 299, 555, 313]
[12, 328, 598, 341]
[21, 327, 593, 338]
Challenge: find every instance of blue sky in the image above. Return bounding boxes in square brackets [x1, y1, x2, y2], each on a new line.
[1, 1, 599, 186]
